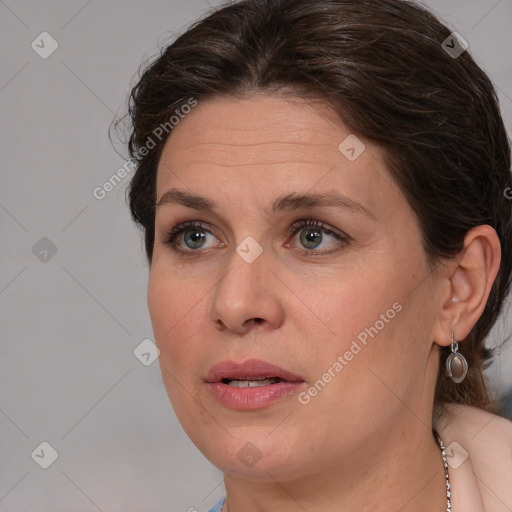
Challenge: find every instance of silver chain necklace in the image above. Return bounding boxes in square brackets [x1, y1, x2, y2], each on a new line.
[222, 434, 452, 512]
[436, 432, 452, 511]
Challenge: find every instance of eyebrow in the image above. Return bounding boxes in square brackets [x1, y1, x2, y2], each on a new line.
[155, 188, 375, 219]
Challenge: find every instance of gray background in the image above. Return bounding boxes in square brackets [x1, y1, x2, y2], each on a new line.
[1, 1, 511, 511]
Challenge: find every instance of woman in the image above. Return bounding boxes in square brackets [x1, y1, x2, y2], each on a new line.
[123, 0, 512, 510]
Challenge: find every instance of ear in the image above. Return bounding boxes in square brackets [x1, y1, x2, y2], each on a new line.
[433, 225, 501, 346]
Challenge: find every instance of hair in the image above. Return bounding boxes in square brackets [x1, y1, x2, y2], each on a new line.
[122, 0, 512, 415]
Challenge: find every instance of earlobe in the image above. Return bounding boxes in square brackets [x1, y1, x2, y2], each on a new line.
[433, 224, 501, 346]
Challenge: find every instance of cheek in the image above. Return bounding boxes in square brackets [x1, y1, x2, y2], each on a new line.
[312, 261, 399, 340]
[147, 271, 173, 342]
[147, 267, 205, 366]
[300, 251, 430, 397]
[147, 270, 209, 422]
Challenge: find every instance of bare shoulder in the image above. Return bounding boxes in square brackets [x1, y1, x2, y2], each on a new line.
[436, 403, 512, 511]
[438, 402, 512, 440]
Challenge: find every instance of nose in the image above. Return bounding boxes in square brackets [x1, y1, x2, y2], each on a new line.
[209, 245, 285, 334]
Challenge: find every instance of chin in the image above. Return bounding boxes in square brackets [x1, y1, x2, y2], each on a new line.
[193, 428, 309, 480]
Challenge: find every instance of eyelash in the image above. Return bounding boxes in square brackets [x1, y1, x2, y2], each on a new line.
[160, 218, 351, 256]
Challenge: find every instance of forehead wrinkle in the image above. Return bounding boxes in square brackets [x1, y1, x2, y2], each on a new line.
[173, 119, 341, 148]
[168, 141, 338, 169]
[171, 140, 336, 154]
[170, 159, 337, 170]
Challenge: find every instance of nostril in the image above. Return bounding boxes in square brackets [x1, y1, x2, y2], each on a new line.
[241, 317, 264, 330]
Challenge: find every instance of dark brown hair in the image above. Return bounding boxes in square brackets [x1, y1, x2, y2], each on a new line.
[123, 0, 512, 414]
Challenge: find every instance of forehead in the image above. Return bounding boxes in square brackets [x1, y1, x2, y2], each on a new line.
[155, 95, 401, 218]
[160, 96, 341, 163]
[181, 94, 338, 133]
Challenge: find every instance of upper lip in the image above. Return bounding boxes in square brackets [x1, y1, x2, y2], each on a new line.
[205, 358, 304, 383]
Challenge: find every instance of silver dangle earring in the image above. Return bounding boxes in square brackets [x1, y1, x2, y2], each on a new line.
[446, 332, 468, 383]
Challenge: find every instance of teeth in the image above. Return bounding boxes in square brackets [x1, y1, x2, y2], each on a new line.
[226, 377, 282, 388]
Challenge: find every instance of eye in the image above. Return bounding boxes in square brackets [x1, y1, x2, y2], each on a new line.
[160, 218, 351, 256]
[161, 221, 223, 253]
[287, 219, 351, 254]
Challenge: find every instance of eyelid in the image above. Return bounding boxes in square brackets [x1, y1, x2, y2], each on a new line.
[161, 218, 352, 254]
[160, 220, 219, 247]
[285, 218, 352, 254]
[287, 218, 351, 240]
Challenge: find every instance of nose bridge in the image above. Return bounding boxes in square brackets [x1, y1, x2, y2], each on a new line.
[215, 236, 266, 310]
[210, 237, 283, 332]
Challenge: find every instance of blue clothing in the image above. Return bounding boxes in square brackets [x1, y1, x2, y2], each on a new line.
[208, 496, 226, 512]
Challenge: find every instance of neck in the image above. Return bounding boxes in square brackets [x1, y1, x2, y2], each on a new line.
[221, 416, 447, 512]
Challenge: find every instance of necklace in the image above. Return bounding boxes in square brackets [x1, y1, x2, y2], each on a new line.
[222, 433, 452, 512]
[436, 432, 452, 511]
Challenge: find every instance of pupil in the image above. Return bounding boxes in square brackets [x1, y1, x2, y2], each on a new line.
[301, 229, 322, 249]
[184, 229, 205, 248]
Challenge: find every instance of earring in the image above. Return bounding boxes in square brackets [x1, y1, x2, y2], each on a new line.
[446, 332, 468, 383]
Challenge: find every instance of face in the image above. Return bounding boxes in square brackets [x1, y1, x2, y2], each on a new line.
[148, 95, 443, 482]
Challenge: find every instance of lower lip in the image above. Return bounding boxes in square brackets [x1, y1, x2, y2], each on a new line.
[207, 381, 305, 409]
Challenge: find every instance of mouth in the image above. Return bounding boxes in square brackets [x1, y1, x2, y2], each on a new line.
[220, 376, 286, 388]
[205, 358, 304, 385]
[205, 358, 305, 409]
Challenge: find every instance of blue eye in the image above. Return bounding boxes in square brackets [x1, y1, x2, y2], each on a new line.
[289, 219, 350, 253]
[181, 228, 209, 249]
[299, 226, 325, 249]
[162, 221, 221, 251]
[161, 219, 351, 256]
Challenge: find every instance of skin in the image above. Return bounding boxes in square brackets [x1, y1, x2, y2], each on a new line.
[147, 95, 501, 512]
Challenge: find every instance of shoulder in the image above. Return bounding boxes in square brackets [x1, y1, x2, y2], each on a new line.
[435, 403, 512, 512]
